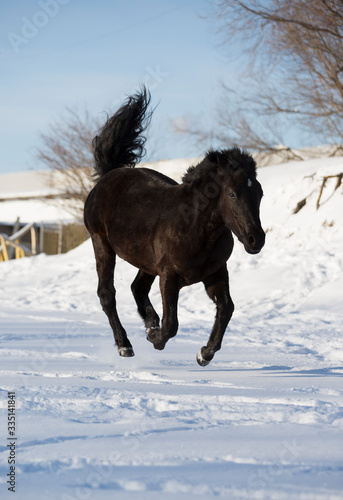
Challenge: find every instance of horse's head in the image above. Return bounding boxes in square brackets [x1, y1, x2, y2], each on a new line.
[213, 148, 265, 254]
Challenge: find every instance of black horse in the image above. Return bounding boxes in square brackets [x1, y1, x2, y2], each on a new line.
[84, 87, 265, 366]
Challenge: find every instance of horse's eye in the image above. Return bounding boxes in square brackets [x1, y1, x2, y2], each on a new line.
[229, 192, 236, 199]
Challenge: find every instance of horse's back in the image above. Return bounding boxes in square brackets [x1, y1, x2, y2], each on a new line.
[107, 166, 178, 187]
[85, 167, 177, 218]
[138, 167, 178, 187]
[84, 166, 180, 272]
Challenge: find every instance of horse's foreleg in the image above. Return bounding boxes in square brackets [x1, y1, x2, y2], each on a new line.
[147, 272, 180, 351]
[197, 266, 234, 366]
[131, 270, 160, 333]
[91, 234, 134, 358]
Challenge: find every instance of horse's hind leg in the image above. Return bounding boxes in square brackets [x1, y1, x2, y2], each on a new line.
[197, 265, 234, 366]
[91, 234, 134, 357]
[131, 270, 160, 335]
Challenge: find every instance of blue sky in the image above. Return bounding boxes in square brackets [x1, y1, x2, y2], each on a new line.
[0, 0, 308, 174]
[1, 0, 230, 173]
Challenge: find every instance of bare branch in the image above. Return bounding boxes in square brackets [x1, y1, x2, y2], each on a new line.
[35, 107, 101, 221]
[181, 0, 343, 154]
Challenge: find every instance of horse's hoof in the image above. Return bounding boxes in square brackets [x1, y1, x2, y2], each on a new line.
[118, 347, 135, 357]
[153, 341, 166, 351]
[196, 348, 212, 367]
[146, 327, 160, 343]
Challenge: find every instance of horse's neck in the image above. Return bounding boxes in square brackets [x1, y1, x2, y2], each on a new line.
[178, 182, 224, 230]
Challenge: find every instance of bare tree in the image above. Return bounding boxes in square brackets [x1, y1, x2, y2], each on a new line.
[174, 96, 306, 165]
[178, 0, 343, 159]
[35, 107, 101, 221]
[35, 104, 161, 220]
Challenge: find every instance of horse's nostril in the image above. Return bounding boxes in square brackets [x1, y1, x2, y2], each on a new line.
[248, 235, 255, 246]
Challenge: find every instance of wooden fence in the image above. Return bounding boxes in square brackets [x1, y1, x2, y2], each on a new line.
[41, 222, 89, 255]
[0, 220, 89, 261]
[0, 222, 37, 261]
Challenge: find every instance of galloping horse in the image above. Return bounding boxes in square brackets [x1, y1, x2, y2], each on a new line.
[84, 88, 265, 366]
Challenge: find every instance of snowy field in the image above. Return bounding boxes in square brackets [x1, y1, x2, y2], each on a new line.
[0, 155, 343, 499]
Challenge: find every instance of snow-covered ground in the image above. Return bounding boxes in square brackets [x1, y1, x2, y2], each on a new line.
[0, 155, 343, 499]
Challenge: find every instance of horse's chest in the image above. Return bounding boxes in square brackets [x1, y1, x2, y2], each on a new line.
[173, 229, 234, 284]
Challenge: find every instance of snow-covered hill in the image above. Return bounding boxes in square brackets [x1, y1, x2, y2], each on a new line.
[0, 155, 342, 499]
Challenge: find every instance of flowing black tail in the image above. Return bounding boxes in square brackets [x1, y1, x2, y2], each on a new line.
[92, 87, 152, 179]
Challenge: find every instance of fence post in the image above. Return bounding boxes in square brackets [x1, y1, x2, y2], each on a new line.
[30, 226, 37, 255]
[39, 222, 44, 254]
[57, 222, 63, 254]
[8, 217, 20, 260]
[0, 235, 9, 261]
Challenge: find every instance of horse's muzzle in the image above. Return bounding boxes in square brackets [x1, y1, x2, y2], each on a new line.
[244, 230, 265, 254]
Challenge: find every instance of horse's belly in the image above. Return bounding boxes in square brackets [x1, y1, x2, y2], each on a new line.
[108, 231, 158, 275]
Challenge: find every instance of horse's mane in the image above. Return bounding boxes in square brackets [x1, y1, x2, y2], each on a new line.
[182, 147, 256, 185]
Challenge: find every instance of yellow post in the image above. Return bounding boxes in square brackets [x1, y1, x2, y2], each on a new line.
[0, 235, 9, 261]
[15, 240, 25, 259]
[30, 226, 37, 255]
